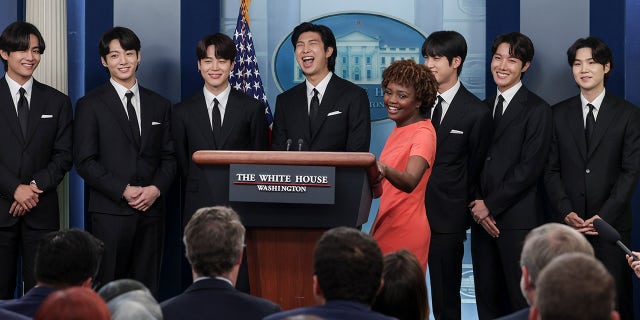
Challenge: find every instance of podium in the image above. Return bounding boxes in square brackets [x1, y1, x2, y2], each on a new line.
[193, 150, 380, 310]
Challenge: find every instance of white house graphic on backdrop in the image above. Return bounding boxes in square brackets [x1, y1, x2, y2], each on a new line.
[293, 31, 421, 84]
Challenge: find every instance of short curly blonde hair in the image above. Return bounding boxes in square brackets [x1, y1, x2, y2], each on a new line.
[381, 59, 438, 116]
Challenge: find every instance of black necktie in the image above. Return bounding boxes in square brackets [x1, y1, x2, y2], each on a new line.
[309, 88, 319, 131]
[211, 98, 222, 136]
[494, 95, 504, 127]
[125, 91, 141, 147]
[431, 95, 443, 131]
[585, 103, 596, 149]
[17, 87, 29, 139]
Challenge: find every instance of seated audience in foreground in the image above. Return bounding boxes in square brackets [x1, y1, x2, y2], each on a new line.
[372, 249, 429, 320]
[530, 252, 618, 320]
[497, 223, 594, 320]
[264, 226, 394, 320]
[0, 228, 103, 317]
[98, 279, 162, 320]
[0, 308, 29, 320]
[33, 286, 110, 320]
[161, 206, 281, 320]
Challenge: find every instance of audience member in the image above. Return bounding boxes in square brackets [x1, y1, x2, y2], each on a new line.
[372, 249, 429, 320]
[497, 223, 594, 320]
[265, 227, 394, 320]
[529, 252, 618, 320]
[98, 279, 162, 320]
[0, 308, 29, 320]
[161, 206, 281, 320]
[33, 287, 110, 320]
[0, 228, 103, 317]
[627, 251, 640, 278]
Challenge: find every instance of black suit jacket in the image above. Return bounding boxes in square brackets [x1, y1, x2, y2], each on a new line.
[172, 88, 269, 219]
[481, 86, 552, 229]
[73, 83, 176, 216]
[0, 77, 72, 228]
[161, 278, 281, 320]
[544, 93, 640, 231]
[426, 84, 493, 233]
[0, 286, 56, 317]
[272, 74, 370, 151]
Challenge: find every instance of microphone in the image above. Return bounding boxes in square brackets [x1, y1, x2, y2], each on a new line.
[593, 218, 640, 262]
[297, 138, 304, 151]
[285, 138, 292, 151]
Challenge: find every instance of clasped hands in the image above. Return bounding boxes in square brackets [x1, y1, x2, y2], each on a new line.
[123, 184, 160, 212]
[469, 199, 500, 238]
[564, 212, 599, 235]
[10, 183, 43, 217]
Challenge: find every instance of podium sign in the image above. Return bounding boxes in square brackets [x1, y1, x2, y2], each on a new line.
[229, 164, 335, 204]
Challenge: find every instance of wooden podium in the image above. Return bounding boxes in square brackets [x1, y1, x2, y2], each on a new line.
[193, 151, 380, 310]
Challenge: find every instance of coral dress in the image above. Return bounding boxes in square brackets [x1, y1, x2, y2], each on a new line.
[371, 119, 436, 271]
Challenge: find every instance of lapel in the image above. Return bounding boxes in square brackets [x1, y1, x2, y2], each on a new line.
[566, 96, 587, 161]
[102, 83, 138, 148]
[138, 86, 154, 151]
[437, 85, 468, 145]
[0, 77, 24, 143]
[25, 80, 46, 143]
[189, 92, 217, 149]
[588, 93, 619, 158]
[291, 83, 312, 142]
[311, 76, 340, 139]
[493, 86, 528, 140]
[218, 90, 240, 148]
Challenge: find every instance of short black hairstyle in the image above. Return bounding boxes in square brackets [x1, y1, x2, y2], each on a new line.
[313, 227, 383, 305]
[291, 22, 337, 73]
[422, 30, 468, 75]
[98, 26, 141, 59]
[491, 32, 535, 66]
[196, 33, 237, 61]
[566, 36, 613, 81]
[34, 229, 104, 288]
[0, 21, 46, 71]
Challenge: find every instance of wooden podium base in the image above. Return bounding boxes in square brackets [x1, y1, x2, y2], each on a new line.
[245, 227, 326, 310]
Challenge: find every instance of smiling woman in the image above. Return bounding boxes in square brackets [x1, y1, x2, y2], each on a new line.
[370, 59, 438, 271]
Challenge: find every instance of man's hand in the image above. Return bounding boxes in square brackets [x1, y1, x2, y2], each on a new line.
[469, 199, 499, 238]
[627, 251, 640, 278]
[128, 185, 161, 212]
[123, 185, 143, 202]
[13, 184, 42, 212]
[582, 214, 601, 235]
[9, 201, 27, 217]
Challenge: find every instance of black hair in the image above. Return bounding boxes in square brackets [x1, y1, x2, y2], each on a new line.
[491, 32, 535, 66]
[196, 33, 237, 61]
[566, 36, 612, 81]
[0, 21, 46, 71]
[98, 26, 141, 59]
[422, 30, 467, 75]
[291, 22, 337, 73]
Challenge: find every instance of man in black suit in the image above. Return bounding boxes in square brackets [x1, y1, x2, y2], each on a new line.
[0, 229, 103, 318]
[469, 32, 552, 319]
[73, 27, 176, 296]
[172, 33, 269, 224]
[0, 21, 72, 298]
[422, 31, 493, 320]
[544, 37, 640, 320]
[161, 206, 281, 320]
[272, 22, 370, 152]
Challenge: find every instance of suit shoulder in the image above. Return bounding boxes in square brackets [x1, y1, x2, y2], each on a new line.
[34, 80, 69, 100]
[278, 82, 305, 98]
[523, 89, 550, 108]
[551, 95, 579, 111]
[230, 88, 264, 109]
[332, 75, 366, 93]
[139, 86, 171, 105]
[456, 87, 490, 115]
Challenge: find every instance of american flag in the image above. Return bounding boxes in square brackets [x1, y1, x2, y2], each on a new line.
[230, 0, 273, 128]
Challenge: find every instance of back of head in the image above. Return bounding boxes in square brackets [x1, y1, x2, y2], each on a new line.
[491, 32, 534, 65]
[291, 22, 337, 72]
[34, 228, 104, 288]
[34, 287, 110, 320]
[0, 21, 46, 71]
[196, 33, 237, 61]
[520, 223, 594, 283]
[184, 206, 245, 277]
[313, 227, 383, 305]
[421, 30, 467, 75]
[372, 250, 429, 320]
[534, 252, 616, 320]
[107, 289, 162, 320]
[98, 279, 149, 303]
[98, 26, 141, 59]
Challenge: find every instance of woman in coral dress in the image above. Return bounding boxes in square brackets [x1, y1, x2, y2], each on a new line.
[371, 59, 438, 271]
